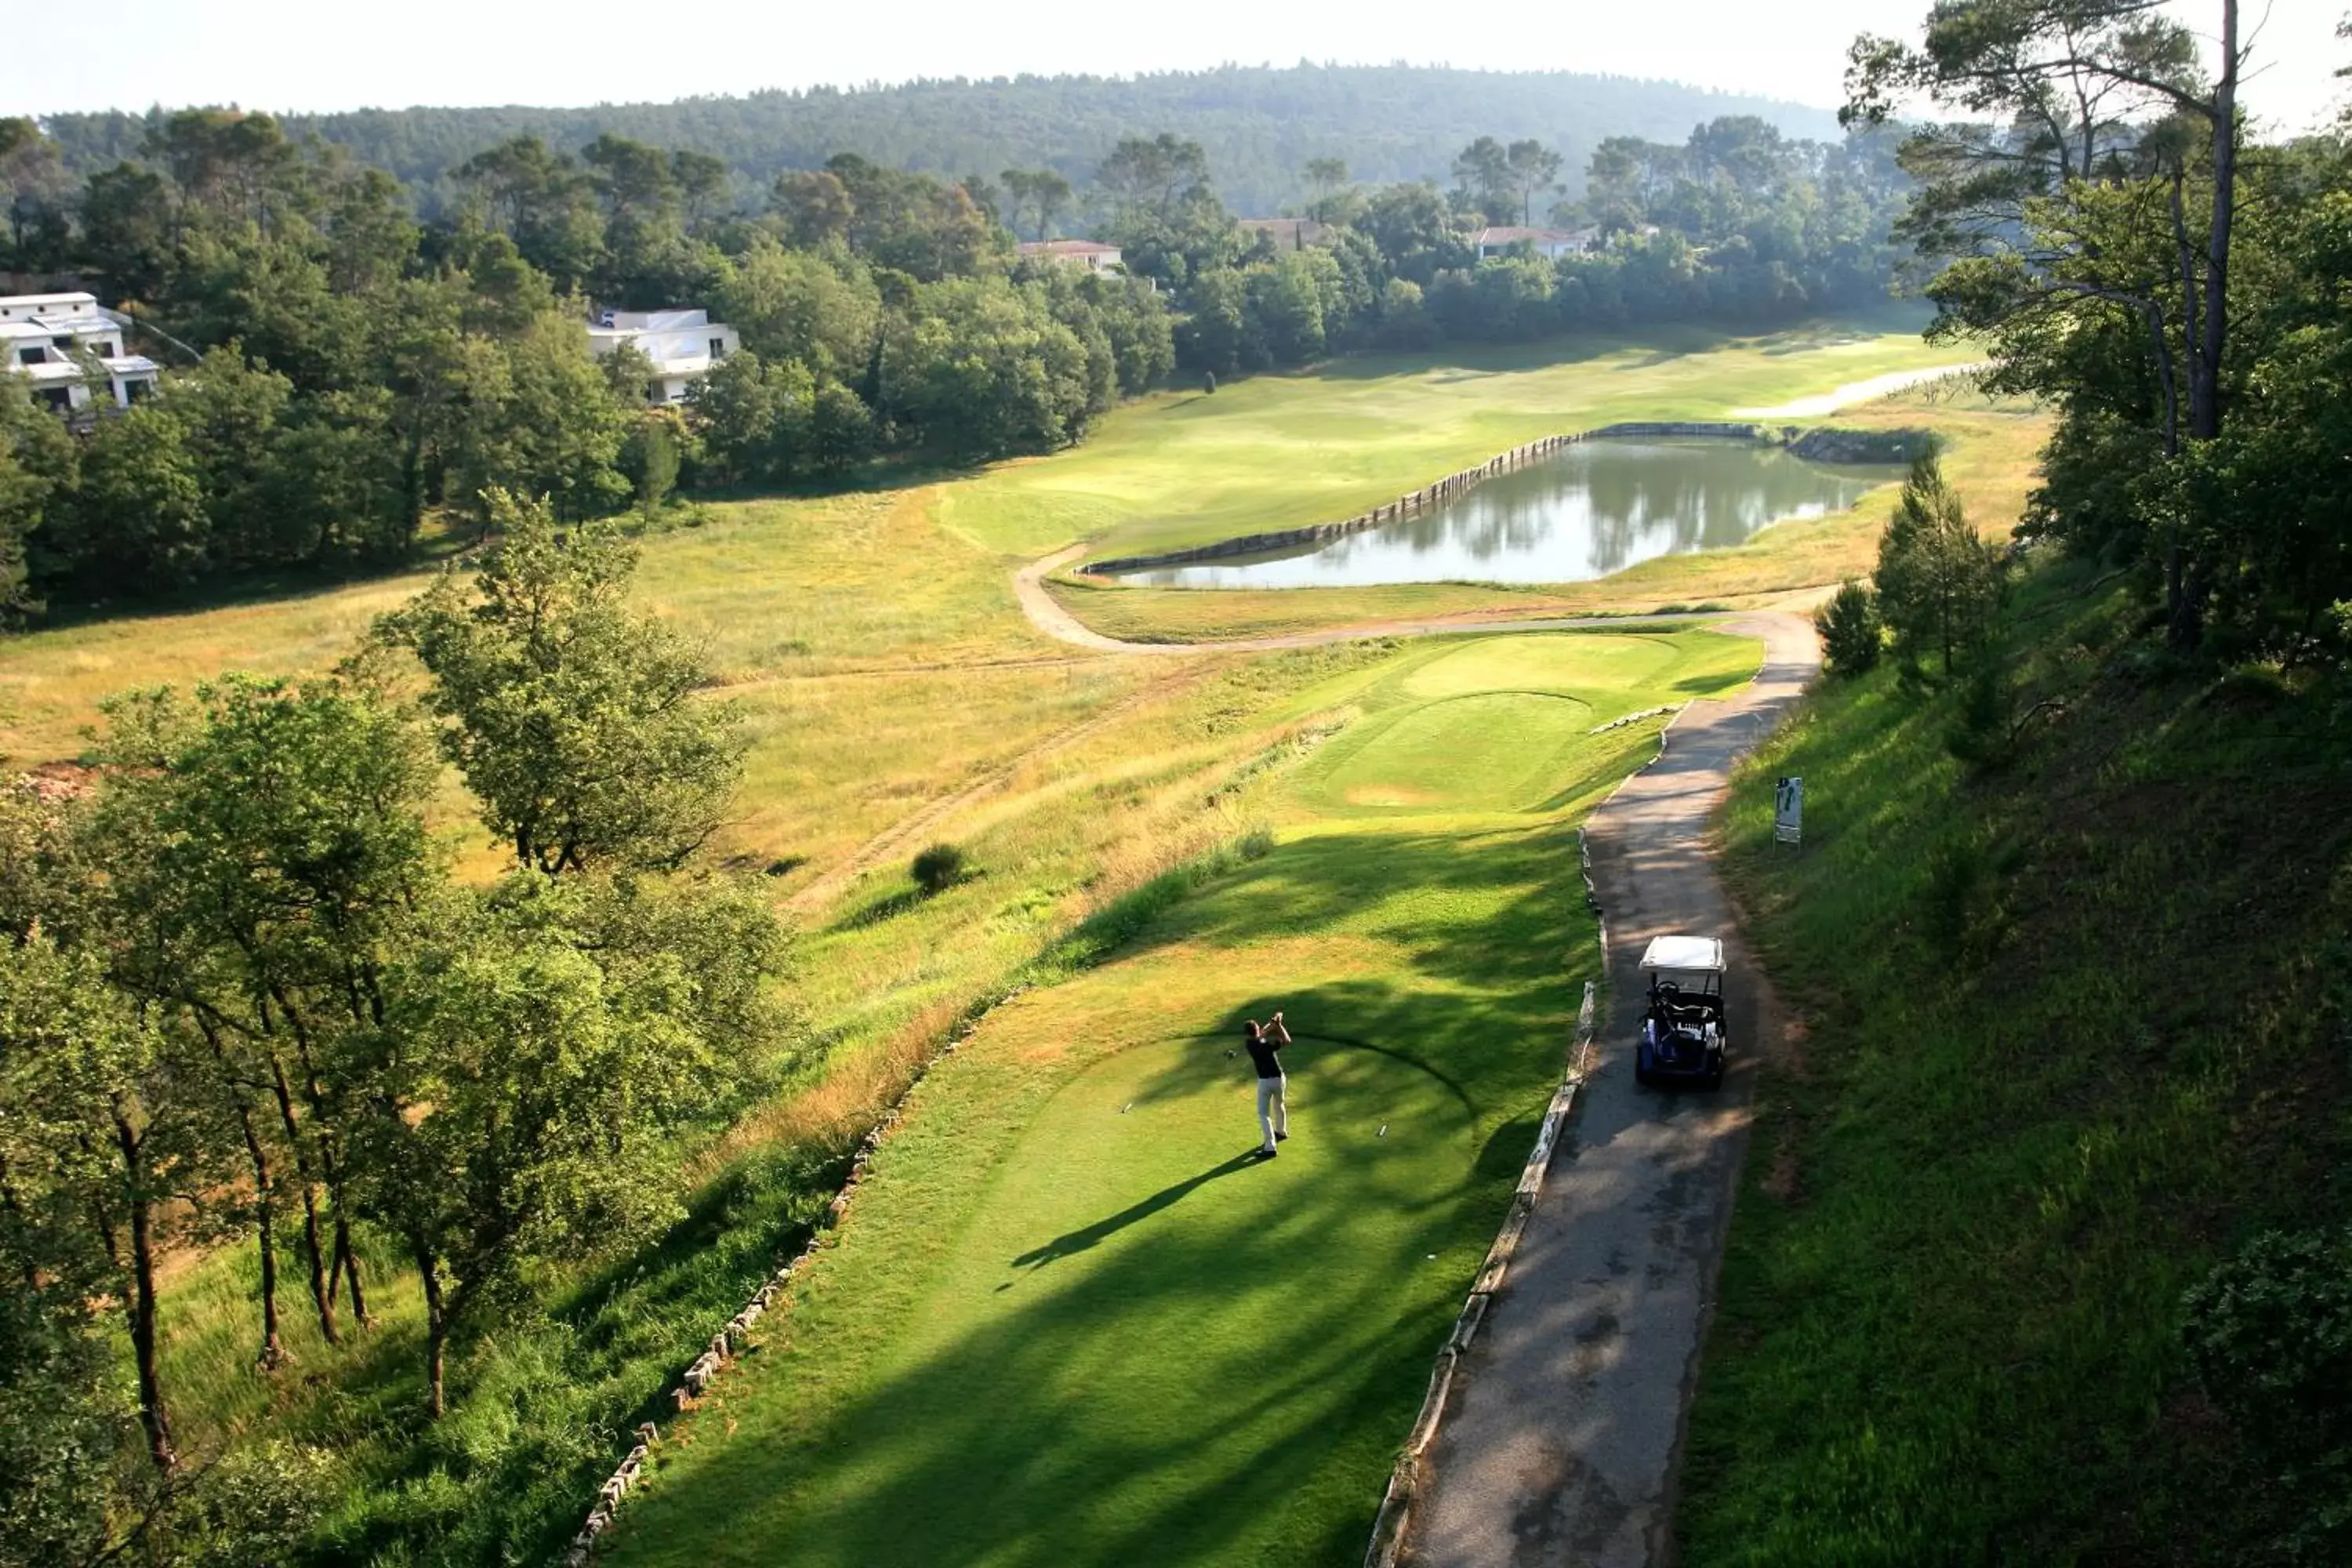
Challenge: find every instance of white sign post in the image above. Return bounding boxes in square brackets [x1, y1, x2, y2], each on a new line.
[1774, 775, 1803, 847]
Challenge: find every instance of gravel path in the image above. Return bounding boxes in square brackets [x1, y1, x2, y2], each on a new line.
[1402, 611, 1817, 1568]
[1008, 549, 1820, 1566]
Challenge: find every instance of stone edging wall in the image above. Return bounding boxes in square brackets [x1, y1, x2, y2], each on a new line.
[1079, 422, 1795, 577]
[1361, 968, 1601, 1568]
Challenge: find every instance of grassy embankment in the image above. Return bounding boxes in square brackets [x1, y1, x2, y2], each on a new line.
[1680, 559, 2352, 1563]
[604, 629, 1762, 1567]
[0, 318, 1991, 1563]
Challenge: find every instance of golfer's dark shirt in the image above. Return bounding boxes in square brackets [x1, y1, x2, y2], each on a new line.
[1246, 1033, 1284, 1079]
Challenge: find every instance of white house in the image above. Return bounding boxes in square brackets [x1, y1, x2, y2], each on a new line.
[1, 292, 162, 413]
[1473, 226, 1599, 262]
[1016, 239, 1123, 274]
[586, 306, 742, 406]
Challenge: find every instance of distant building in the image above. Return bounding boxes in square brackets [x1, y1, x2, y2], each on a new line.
[1472, 226, 1599, 262]
[1236, 218, 1329, 252]
[586, 307, 742, 405]
[1, 292, 162, 413]
[1016, 239, 1123, 274]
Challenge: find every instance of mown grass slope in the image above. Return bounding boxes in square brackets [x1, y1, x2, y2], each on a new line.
[1682, 560, 2352, 1563]
[604, 629, 1760, 1567]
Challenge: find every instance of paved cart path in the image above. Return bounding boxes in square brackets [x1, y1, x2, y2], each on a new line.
[1402, 612, 1814, 1568]
[1011, 548, 1817, 1566]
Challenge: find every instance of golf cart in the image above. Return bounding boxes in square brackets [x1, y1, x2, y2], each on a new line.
[1635, 935, 1726, 1091]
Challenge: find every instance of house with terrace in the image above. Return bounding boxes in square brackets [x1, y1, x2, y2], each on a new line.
[1472, 226, 1599, 261]
[1016, 238, 1123, 274]
[586, 306, 742, 406]
[1, 292, 162, 412]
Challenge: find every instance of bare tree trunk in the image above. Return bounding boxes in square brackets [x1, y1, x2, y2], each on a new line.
[111, 1106, 176, 1473]
[412, 1237, 448, 1420]
[237, 1105, 286, 1368]
[333, 1206, 371, 1329]
[2170, 0, 2237, 651]
[268, 1054, 338, 1345]
[2194, 0, 2238, 445]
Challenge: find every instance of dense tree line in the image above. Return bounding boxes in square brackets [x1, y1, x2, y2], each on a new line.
[2, 100, 1911, 615]
[1092, 115, 1910, 378]
[26, 65, 1841, 220]
[1846, 0, 2352, 670]
[0, 493, 788, 1563]
[0, 110, 1178, 613]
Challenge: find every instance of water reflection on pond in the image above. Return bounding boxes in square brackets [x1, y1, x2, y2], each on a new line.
[1112, 439, 1901, 589]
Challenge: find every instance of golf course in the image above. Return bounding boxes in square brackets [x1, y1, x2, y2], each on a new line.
[600, 627, 1764, 1566]
[0, 320, 2045, 1563]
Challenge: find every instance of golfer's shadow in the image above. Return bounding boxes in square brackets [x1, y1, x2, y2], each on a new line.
[1008, 1152, 1259, 1272]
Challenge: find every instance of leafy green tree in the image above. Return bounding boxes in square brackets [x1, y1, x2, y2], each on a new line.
[1361, 181, 1464, 285]
[1815, 579, 1885, 676]
[1246, 252, 1330, 366]
[1000, 166, 1075, 241]
[716, 237, 882, 377]
[1503, 139, 1564, 227]
[0, 933, 199, 1472]
[1875, 456, 2000, 677]
[1082, 273, 1175, 394]
[0, 117, 71, 271]
[56, 404, 209, 591]
[886, 277, 1098, 458]
[631, 410, 682, 521]
[1099, 133, 1212, 223]
[688, 349, 779, 484]
[808, 377, 877, 473]
[89, 675, 440, 1352]
[348, 869, 774, 1417]
[771, 169, 855, 249]
[1176, 267, 1258, 376]
[1846, 0, 2250, 646]
[0, 386, 74, 619]
[1450, 136, 1517, 224]
[380, 489, 749, 875]
[454, 135, 606, 289]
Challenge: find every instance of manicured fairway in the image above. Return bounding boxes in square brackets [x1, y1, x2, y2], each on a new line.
[605, 628, 1762, 1567]
[946, 314, 1977, 564]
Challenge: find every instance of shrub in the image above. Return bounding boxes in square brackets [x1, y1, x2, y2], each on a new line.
[1877, 455, 2002, 678]
[1239, 824, 1276, 860]
[911, 842, 967, 895]
[1815, 579, 1884, 677]
[2181, 1226, 2352, 1560]
[1945, 661, 2013, 771]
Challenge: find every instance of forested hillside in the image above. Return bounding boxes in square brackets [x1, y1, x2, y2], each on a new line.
[34, 65, 1841, 217]
[0, 99, 1908, 616]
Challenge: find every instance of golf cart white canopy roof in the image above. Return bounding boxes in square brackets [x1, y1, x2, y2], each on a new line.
[1639, 935, 1724, 973]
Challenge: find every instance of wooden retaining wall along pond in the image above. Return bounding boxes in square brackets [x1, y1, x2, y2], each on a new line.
[1078, 422, 1926, 579]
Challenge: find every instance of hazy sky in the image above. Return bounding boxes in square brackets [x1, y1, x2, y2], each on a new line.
[16, 1, 2348, 133]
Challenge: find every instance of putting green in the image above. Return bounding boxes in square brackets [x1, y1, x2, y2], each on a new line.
[1312, 691, 1595, 813]
[1399, 633, 1686, 699]
[608, 629, 1766, 1567]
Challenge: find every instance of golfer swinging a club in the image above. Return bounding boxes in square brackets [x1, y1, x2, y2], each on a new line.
[1244, 1012, 1292, 1157]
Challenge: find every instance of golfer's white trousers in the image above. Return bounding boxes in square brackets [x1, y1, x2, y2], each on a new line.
[1256, 1074, 1288, 1150]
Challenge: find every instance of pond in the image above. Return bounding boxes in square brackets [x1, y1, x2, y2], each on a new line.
[1106, 438, 1902, 590]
